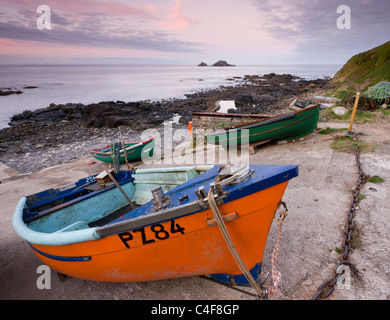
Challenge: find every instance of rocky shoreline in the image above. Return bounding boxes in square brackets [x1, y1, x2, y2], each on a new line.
[0, 73, 329, 174]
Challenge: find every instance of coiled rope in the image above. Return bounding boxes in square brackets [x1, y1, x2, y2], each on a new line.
[268, 207, 288, 296]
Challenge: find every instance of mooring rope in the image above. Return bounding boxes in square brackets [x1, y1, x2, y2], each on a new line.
[268, 207, 288, 296]
[207, 187, 266, 298]
[207, 184, 289, 299]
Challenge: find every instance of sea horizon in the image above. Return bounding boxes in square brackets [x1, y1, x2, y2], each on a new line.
[0, 63, 341, 128]
[0, 62, 341, 66]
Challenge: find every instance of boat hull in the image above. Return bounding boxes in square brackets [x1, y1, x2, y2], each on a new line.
[206, 105, 320, 147]
[28, 181, 289, 284]
[91, 138, 155, 163]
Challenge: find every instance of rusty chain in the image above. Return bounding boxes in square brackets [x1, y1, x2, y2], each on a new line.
[312, 132, 369, 300]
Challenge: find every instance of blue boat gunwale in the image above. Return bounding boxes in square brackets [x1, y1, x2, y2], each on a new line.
[12, 166, 213, 246]
[23, 171, 135, 223]
[95, 164, 299, 237]
[12, 164, 298, 247]
[26, 175, 98, 209]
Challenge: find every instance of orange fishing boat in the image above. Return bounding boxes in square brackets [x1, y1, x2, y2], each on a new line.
[12, 164, 298, 285]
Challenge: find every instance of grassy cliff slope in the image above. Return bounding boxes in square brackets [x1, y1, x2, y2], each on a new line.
[331, 41, 390, 94]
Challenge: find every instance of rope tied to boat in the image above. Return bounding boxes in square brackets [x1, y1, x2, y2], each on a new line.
[268, 204, 288, 297]
[207, 185, 288, 299]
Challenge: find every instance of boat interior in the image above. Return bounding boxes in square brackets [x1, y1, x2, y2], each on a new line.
[23, 166, 213, 234]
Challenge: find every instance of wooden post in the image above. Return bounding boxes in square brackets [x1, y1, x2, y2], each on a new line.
[348, 92, 361, 132]
[103, 168, 136, 210]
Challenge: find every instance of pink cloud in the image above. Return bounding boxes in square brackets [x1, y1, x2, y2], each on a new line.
[146, 3, 158, 13]
[0, 37, 151, 62]
[163, 0, 192, 30]
[1, 0, 158, 19]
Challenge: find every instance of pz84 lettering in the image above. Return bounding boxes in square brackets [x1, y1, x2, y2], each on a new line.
[118, 219, 185, 248]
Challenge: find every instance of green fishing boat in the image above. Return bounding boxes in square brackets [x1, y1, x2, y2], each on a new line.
[205, 105, 320, 148]
[91, 138, 155, 163]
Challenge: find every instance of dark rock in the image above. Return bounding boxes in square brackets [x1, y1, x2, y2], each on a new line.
[261, 73, 276, 79]
[0, 90, 23, 96]
[212, 60, 235, 67]
[198, 62, 208, 66]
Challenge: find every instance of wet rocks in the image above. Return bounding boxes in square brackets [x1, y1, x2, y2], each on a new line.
[0, 85, 38, 96]
[0, 121, 141, 174]
[0, 73, 330, 174]
[80, 101, 176, 130]
[7, 73, 328, 130]
[10, 103, 84, 125]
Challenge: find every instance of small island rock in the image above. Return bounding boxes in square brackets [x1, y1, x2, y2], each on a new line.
[212, 60, 235, 67]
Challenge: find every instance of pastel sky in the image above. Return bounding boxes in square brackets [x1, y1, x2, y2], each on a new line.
[0, 0, 389, 65]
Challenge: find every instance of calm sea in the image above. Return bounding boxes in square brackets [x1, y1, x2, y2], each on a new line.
[0, 64, 340, 128]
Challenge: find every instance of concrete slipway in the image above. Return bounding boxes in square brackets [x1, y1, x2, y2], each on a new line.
[1, 120, 389, 300]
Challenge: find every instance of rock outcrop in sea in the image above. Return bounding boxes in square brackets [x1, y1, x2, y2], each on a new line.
[212, 60, 235, 67]
[197, 60, 235, 67]
[0, 89, 23, 96]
